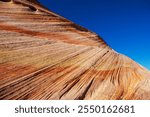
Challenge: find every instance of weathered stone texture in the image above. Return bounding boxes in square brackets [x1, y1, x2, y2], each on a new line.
[0, 0, 150, 100]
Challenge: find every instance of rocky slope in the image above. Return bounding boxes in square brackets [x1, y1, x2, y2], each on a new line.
[0, 0, 150, 100]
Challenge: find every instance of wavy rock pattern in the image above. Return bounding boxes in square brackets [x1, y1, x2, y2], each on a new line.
[0, 0, 150, 100]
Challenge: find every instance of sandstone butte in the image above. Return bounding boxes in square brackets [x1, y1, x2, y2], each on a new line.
[0, 0, 150, 100]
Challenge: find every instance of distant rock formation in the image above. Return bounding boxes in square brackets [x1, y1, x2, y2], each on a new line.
[0, 0, 150, 100]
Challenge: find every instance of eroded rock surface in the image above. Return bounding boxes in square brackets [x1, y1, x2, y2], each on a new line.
[0, 0, 150, 100]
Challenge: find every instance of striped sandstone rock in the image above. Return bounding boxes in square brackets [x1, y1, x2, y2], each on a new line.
[0, 0, 150, 100]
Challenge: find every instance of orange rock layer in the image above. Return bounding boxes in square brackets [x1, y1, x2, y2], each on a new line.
[0, 0, 150, 100]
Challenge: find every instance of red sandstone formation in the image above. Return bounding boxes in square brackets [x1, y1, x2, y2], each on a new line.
[0, 0, 150, 100]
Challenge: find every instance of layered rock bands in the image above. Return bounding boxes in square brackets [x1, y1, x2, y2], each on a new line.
[0, 0, 150, 100]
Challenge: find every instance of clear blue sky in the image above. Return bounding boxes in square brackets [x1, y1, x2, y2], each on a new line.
[39, 0, 150, 70]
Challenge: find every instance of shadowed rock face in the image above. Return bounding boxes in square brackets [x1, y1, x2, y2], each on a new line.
[0, 0, 150, 100]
